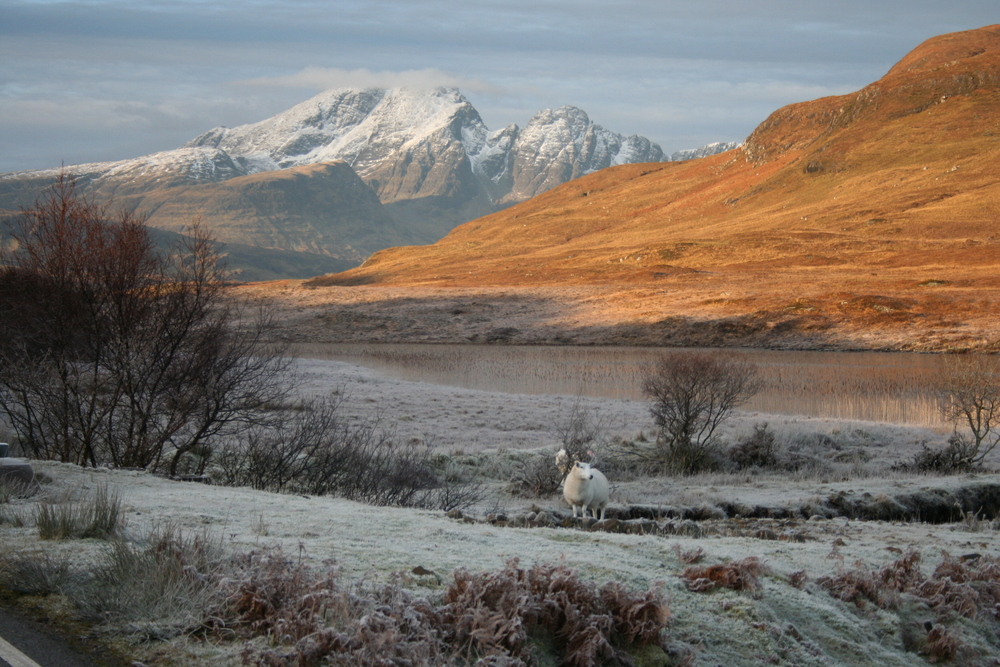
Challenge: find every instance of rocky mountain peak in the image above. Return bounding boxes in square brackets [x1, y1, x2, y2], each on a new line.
[185, 87, 485, 180]
[503, 105, 665, 202]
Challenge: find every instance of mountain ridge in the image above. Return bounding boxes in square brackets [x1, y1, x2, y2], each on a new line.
[0, 88, 725, 278]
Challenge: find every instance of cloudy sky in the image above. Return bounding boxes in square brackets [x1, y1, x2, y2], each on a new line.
[0, 1, 992, 173]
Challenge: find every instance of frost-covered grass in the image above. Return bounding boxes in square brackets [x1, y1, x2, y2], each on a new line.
[1, 358, 999, 665]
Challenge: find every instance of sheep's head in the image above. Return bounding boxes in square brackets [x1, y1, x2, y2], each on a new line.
[573, 461, 594, 479]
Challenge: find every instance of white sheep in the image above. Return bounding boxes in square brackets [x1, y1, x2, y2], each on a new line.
[562, 460, 609, 520]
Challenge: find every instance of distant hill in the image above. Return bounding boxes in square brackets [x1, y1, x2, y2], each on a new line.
[306, 26, 1000, 351]
[1, 88, 719, 279]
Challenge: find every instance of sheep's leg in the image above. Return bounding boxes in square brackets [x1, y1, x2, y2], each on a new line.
[598, 506, 606, 521]
[572, 504, 580, 518]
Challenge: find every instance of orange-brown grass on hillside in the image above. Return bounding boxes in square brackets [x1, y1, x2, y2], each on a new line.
[306, 26, 1000, 351]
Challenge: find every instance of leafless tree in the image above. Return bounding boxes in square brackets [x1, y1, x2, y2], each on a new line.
[0, 175, 290, 471]
[937, 355, 1000, 467]
[642, 351, 762, 474]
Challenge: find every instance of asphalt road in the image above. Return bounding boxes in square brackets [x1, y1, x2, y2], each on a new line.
[0, 606, 102, 667]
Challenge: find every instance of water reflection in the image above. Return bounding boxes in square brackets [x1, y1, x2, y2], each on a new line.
[294, 343, 949, 426]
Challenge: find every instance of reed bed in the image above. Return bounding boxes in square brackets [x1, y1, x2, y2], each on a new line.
[294, 343, 950, 426]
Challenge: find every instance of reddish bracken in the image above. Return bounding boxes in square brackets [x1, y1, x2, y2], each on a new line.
[681, 556, 767, 593]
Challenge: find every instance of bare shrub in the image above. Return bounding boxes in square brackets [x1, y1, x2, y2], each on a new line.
[936, 355, 1000, 468]
[680, 557, 767, 593]
[214, 397, 484, 511]
[642, 351, 762, 475]
[35, 483, 124, 540]
[430, 477, 488, 513]
[0, 175, 290, 472]
[509, 452, 562, 498]
[301, 422, 441, 507]
[729, 422, 778, 470]
[900, 433, 977, 473]
[557, 401, 609, 465]
[214, 397, 346, 493]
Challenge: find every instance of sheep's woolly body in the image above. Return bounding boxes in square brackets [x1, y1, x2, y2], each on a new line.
[562, 461, 609, 520]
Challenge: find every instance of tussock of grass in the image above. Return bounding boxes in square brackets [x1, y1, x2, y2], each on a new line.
[0, 550, 75, 595]
[35, 483, 124, 540]
[81, 524, 228, 636]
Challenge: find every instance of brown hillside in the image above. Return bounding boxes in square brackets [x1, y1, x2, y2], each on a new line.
[292, 26, 1000, 351]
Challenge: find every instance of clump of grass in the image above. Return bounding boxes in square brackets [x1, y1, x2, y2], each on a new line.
[35, 483, 124, 540]
[79, 523, 227, 637]
[0, 504, 27, 527]
[0, 478, 29, 527]
[0, 550, 75, 595]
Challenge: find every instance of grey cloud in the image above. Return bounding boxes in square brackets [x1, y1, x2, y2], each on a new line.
[0, 0, 994, 172]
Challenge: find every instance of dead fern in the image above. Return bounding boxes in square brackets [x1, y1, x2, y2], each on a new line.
[680, 557, 767, 593]
[817, 549, 1000, 664]
[674, 545, 705, 565]
[204, 551, 669, 667]
[443, 558, 669, 667]
[921, 625, 961, 663]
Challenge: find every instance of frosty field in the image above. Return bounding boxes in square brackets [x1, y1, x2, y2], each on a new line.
[2, 357, 1000, 665]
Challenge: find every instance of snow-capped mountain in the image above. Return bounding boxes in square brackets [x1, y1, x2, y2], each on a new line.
[184, 87, 668, 210]
[0, 87, 732, 279]
[186, 88, 484, 204]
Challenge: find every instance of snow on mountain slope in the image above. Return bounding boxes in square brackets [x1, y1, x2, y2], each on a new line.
[183, 88, 674, 207]
[187, 88, 481, 178]
[504, 106, 666, 202]
[2, 87, 704, 213]
[669, 140, 740, 162]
